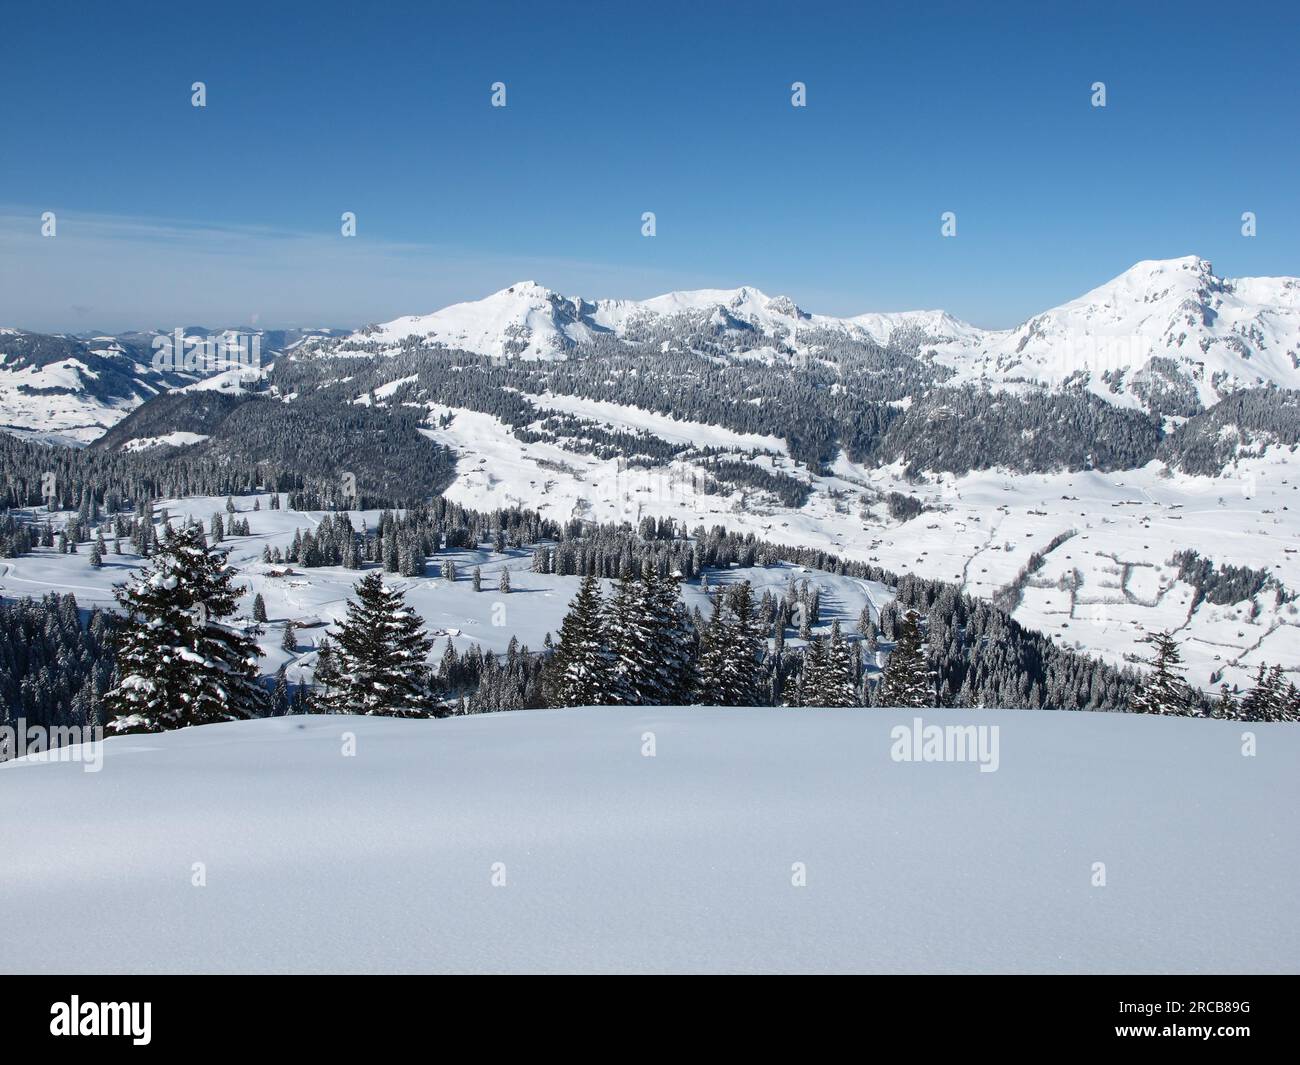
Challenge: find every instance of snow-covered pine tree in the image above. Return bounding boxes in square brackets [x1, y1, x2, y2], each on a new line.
[1240, 663, 1296, 722]
[648, 569, 694, 704]
[103, 524, 270, 733]
[545, 574, 615, 707]
[282, 620, 296, 653]
[291, 672, 309, 714]
[820, 621, 858, 707]
[1212, 683, 1237, 719]
[693, 594, 728, 705]
[331, 572, 435, 716]
[1128, 630, 1195, 716]
[252, 593, 268, 623]
[857, 602, 874, 640]
[799, 635, 826, 706]
[606, 575, 643, 705]
[273, 665, 289, 715]
[693, 581, 764, 706]
[876, 609, 932, 708]
[1284, 680, 1300, 723]
[606, 569, 689, 705]
[311, 637, 343, 713]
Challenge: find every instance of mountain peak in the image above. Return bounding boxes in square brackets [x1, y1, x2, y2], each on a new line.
[497, 280, 557, 299]
[1102, 255, 1217, 288]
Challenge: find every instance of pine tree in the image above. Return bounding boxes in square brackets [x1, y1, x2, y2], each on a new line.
[311, 637, 343, 713]
[545, 574, 615, 706]
[103, 525, 270, 732]
[607, 572, 689, 704]
[818, 621, 858, 707]
[1212, 684, 1237, 720]
[291, 673, 309, 714]
[331, 572, 435, 716]
[472, 566, 482, 592]
[648, 569, 694, 704]
[877, 609, 932, 708]
[282, 620, 296, 653]
[499, 568, 511, 593]
[1240, 663, 1295, 722]
[606, 575, 642, 705]
[1128, 631, 1195, 716]
[799, 635, 826, 706]
[273, 665, 290, 715]
[857, 603, 874, 640]
[693, 581, 764, 706]
[252, 593, 268, 623]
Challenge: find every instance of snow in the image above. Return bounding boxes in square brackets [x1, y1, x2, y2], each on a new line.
[0, 355, 138, 445]
[121, 431, 210, 452]
[529, 391, 789, 454]
[7, 420, 1300, 697]
[922, 256, 1300, 408]
[410, 398, 1300, 690]
[348, 258, 1300, 409]
[1, 707, 1294, 974]
[0, 494, 884, 691]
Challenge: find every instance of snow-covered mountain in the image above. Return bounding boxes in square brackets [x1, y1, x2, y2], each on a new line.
[349, 256, 1300, 410]
[355, 278, 963, 360]
[0, 326, 339, 445]
[932, 256, 1300, 412]
[5, 257, 1298, 446]
[0, 330, 180, 446]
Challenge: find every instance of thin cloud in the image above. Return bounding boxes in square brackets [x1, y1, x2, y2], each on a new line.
[0, 207, 721, 332]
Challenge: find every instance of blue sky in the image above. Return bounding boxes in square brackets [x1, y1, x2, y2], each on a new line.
[1, 0, 1296, 332]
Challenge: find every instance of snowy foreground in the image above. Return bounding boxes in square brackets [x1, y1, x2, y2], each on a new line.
[2, 707, 1296, 974]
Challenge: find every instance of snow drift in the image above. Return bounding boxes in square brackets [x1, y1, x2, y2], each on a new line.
[1, 707, 1295, 974]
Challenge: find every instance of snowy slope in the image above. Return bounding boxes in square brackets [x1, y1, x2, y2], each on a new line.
[2, 708, 1294, 974]
[120, 431, 210, 452]
[346, 257, 1300, 406]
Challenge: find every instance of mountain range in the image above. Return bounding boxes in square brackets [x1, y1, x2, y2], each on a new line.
[347, 255, 1298, 412]
[3, 256, 1298, 449]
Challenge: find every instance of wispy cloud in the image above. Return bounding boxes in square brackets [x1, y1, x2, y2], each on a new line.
[0, 207, 720, 332]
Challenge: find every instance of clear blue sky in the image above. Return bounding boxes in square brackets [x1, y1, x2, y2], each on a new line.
[1, 0, 1296, 332]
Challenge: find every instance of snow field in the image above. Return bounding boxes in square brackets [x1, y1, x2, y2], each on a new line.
[1, 707, 1294, 974]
